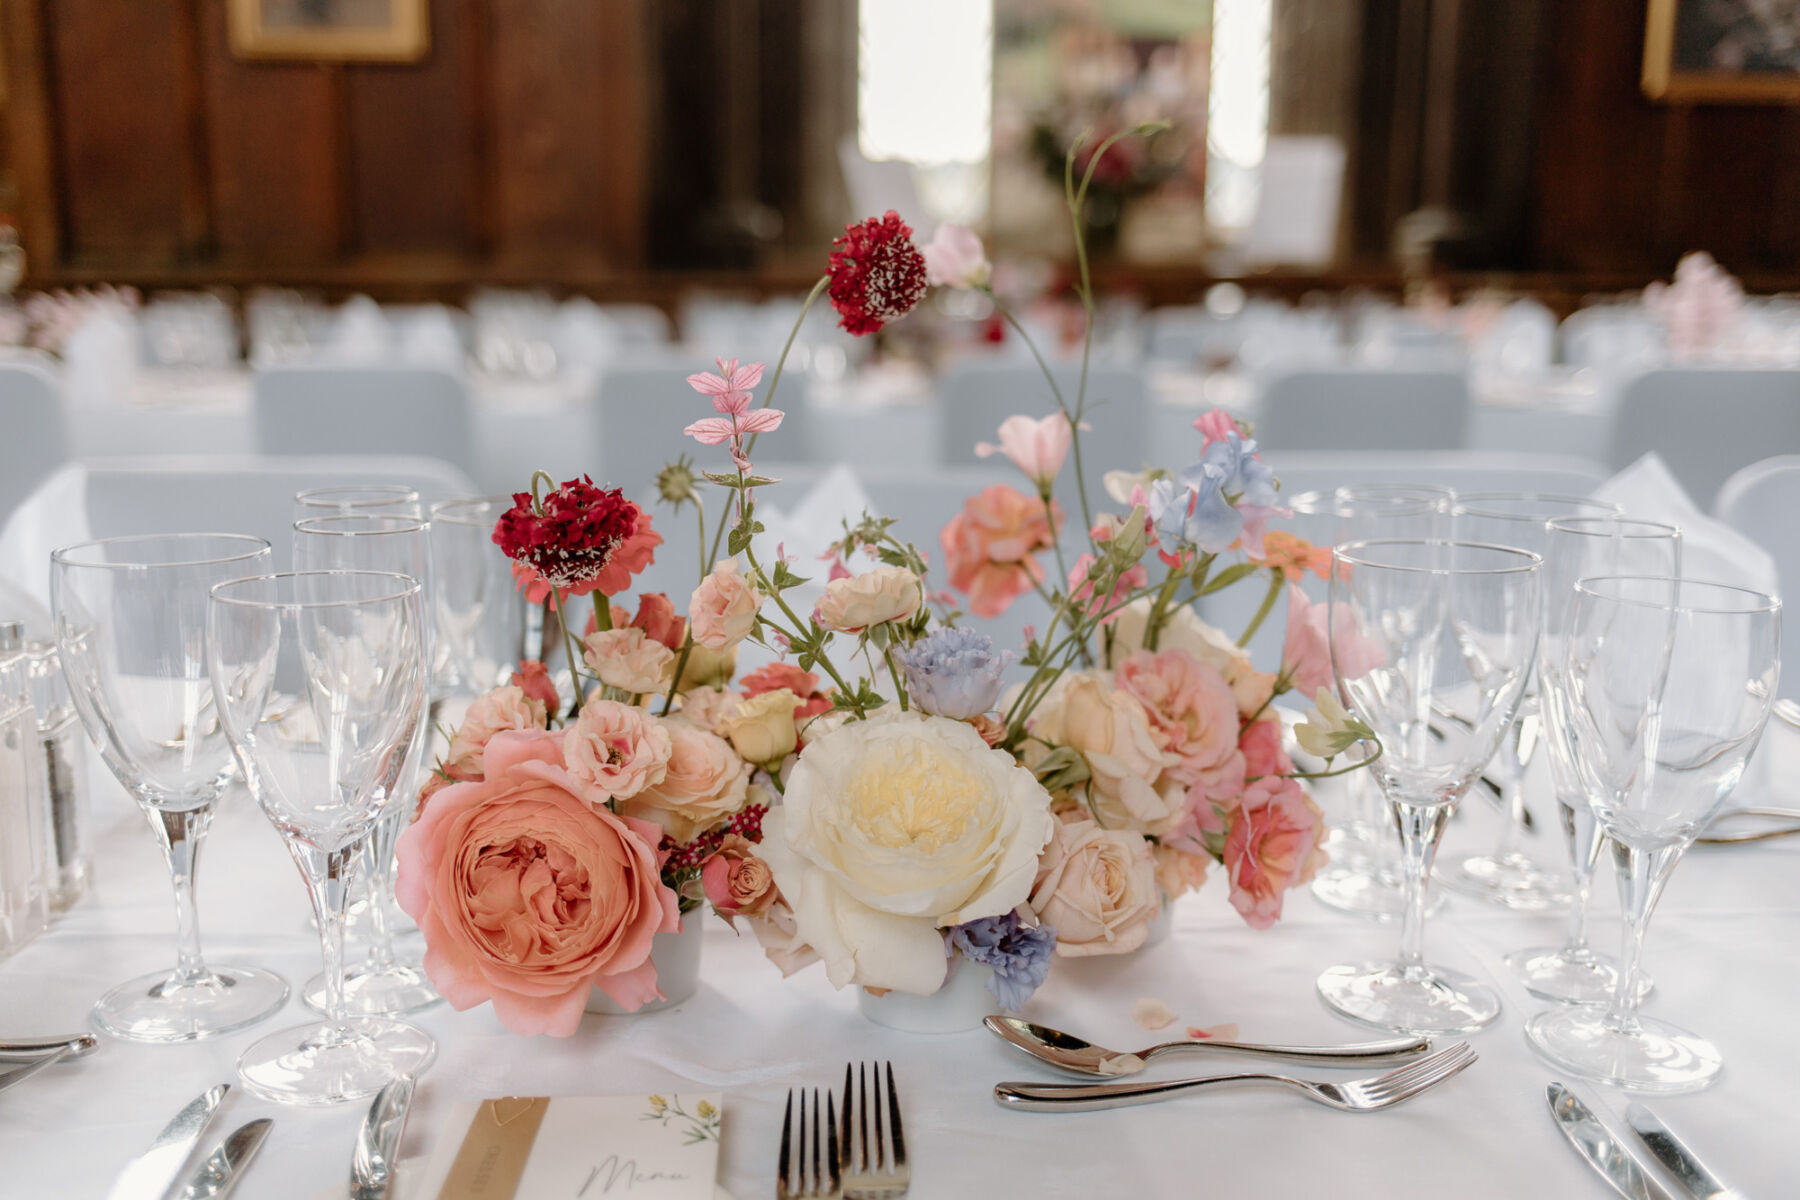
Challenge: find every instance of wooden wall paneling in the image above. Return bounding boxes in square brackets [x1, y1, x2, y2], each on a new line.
[1, 0, 62, 275]
[593, 0, 647, 269]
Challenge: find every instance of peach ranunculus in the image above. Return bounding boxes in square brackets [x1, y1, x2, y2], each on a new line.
[1153, 841, 1212, 899]
[719, 688, 799, 764]
[618, 715, 750, 841]
[604, 592, 686, 650]
[690, 558, 761, 650]
[1028, 817, 1162, 956]
[940, 484, 1061, 619]
[1256, 531, 1332, 582]
[676, 687, 741, 734]
[394, 729, 681, 1035]
[975, 414, 1074, 488]
[562, 699, 672, 802]
[444, 685, 548, 778]
[741, 663, 832, 725]
[1114, 649, 1243, 791]
[699, 833, 779, 921]
[1282, 584, 1384, 698]
[1030, 672, 1184, 836]
[582, 627, 676, 695]
[816, 565, 922, 633]
[1223, 775, 1328, 929]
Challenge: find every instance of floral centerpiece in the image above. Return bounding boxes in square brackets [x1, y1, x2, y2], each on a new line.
[397, 126, 1380, 1036]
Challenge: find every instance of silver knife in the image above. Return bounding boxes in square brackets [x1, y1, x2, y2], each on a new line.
[0, 1041, 77, 1095]
[105, 1084, 231, 1200]
[1625, 1103, 1747, 1200]
[0, 1032, 98, 1060]
[175, 1117, 272, 1200]
[351, 1074, 416, 1200]
[1545, 1084, 1676, 1200]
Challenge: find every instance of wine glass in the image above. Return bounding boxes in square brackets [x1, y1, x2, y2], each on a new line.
[292, 516, 440, 1017]
[429, 497, 527, 698]
[50, 534, 290, 1042]
[208, 570, 435, 1104]
[1316, 539, 1542, 1034]
[1526, 576, 1778, 1092]
[1507, 517, 1681, 1003]
[1441, 493, 1621, 910]
[293, 486, 423, 520]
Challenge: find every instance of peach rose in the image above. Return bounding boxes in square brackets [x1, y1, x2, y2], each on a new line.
[606, 592, 686, 651]
[816, 565, 922, 633]
[512, 661, 559, 715]
[1031, 672, 1184, 836]
[690, 559, 761, 650]
[445, 685, 547, 778]
[940, 485, 1061, 618]
[1153, 842, 1211, 899]
[1224, 776, 1328, 929]
[719, 689, 799, 764]
[699, 833, 778, 920]
[1114, 649, 1242, 790]
[619, 715, 750, 841]
[677, 687, 741, 733]
[563, 699, 672, 801]
[741, 663, 833, 724]
[1028, 817, 1161, 956]
[582, 627, 675, 695]
[395, 729, 681, 1034]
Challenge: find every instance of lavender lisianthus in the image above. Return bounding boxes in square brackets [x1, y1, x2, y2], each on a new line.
[893, 627, 1011, 719]
[946, 911, 1056, 1011]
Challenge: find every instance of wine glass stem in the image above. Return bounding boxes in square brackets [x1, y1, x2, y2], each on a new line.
[1602, 838, 1682, 1033]
[1492, 707, 1538, 861]
[297, 842, 359, 1029]
[1560, 797, 1603, 953]
[359, 810, 404, 972]
[151, 805, 215, 986]
[1391, 795, 1453, 978]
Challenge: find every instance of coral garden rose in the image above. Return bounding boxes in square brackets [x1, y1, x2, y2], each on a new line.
[562, 699, 671, 802]
[512, 661, 560, 715]
[582, 627, 675, 695]
[690, 558, 761, 650]
[699, 833, 779, 920]
[619, 715, 750, 842]
[1028, 817, 1162, 956]
[940, 485, 1061, 618]
[719, 689, 800, 764]
[741, 663, 833, 725]
[1223, 775, 1328, 929]
[396, 730, 680, 1035]
[444, 685, 547, 778]
[816, 565, 922, 633]
[758, 710, 1056, 994]
[605, 592, 686, 651]
[1114, 649, 1242, 790]
[1030, 672, 1184, 836]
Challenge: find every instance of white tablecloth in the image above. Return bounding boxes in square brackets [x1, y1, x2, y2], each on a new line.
[3, 729, 1796, 1198]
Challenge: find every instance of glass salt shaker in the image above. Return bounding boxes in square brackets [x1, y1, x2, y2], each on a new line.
[26, 637, 87, 910]
[0, 621, 49, 955]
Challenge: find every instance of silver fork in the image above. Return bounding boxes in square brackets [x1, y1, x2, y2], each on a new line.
[993, 1040, 1478, 1112]
[840, 1061, 909, 1199]
[777, 1087, 841, 1200]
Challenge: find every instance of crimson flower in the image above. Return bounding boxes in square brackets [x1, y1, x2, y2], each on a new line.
[826, 211, 928, 336]
[493, 476, 662, 599]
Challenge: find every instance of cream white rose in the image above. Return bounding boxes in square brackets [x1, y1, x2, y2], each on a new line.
[816, 565, 923, 633]
[758, 709, 1055, 994]
[1106, 597, 1246, 674]
[1029, 817, 1162, 956]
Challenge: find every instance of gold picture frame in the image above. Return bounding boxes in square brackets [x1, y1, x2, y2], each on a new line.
[229, 0, 429, 63]
[1644, 0, 1800, 102]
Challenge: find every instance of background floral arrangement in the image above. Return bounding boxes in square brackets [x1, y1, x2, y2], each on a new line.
[398, 126, 1380, 1036]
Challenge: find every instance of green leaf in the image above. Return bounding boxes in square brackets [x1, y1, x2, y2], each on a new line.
[1199, 561, 1261, 595]
[703, 471, 783, 490]
[769, 562, 810, 592]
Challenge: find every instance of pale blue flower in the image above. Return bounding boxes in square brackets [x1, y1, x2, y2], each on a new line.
[893, 627, 1012, 720]
[1186, 481, 1245, 553]
[946, 912, 1056, 1011]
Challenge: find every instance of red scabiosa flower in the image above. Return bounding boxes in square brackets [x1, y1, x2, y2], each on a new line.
[493, 476, 662, 600]
[826, 211, 928, 336]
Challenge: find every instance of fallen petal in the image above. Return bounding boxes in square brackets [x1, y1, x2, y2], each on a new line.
[1132, 997, 1178, 1031]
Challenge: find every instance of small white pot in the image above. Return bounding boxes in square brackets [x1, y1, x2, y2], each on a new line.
[856, 956, 996, 1034]
[1136, 902, 1174, 950]
[586, 912, 705, 1015]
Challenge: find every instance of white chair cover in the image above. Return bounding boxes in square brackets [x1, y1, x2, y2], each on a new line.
[1262, 450, 1612, 500]
[1715, 455, 1800, 697]
[1255, 368, 1469, 452]
[1609, 368, 1800, 508]
[252, 364, 475, 475]
[594, 355, 727, 506]
[0, 360, 68, 527]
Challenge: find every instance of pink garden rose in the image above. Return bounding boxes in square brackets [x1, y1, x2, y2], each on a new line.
[396, 730, 681, 1035]
[1028, 817, 1162, 956]
[1114, 649, 1243, 791]
[1238, 715, 1294, 781]
[699, 833, 779, 921]
[513, 660, 559, 715]
[444, 685, 548, 778]
[975, 414, 1074, 488]
[676, 686, 741, 734]
[941, 484, 1061, 619]
[563, 699, 672, 802]
[619, 715, 750, 841]
[1282, 585, 1384, 697]
[1222, 775, 1328, 929]
[690, 558, 761, 649]
[582, 627, 675, 695]
[1031, 672, 1184, 836]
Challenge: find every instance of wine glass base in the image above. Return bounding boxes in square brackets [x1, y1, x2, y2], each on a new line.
[302, 962, 441, 1017]
[1310, 866, 1447, 922]
[1524, 1007, 1720, 1093]
[237, 1017, 437, 1106]
[1317, 960, 1501, 1035]
[1438, 852, 1572, 911]
[1504, 945, 1653, 1005]
[92, 965, 289, 1044]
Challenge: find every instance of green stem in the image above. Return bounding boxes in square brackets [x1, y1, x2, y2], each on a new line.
[692, 496, 707, 582]
[882, 644, 909, 712]
[742, 541, 860, 707]
[591, 591, 612, 634]
[1142, 570, 1185, 652]
[1281, 744, 1383, 781]
[1238, 570, 1286, 647]
[660, 632, 695, 716]
[550, 590, 587, 720]
[986, 295, 1096, 553]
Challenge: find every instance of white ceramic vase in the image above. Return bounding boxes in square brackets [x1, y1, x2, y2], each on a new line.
[857, 956, 997, 1034]
[1137, 902, 1174, 950]
[585, 911, 704, 1016]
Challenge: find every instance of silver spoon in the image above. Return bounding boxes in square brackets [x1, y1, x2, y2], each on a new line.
[984, 1016, 1432, 1078]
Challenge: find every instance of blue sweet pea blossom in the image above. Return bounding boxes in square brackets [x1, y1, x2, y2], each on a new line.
[1186, 480, 1245, 553]
[946, 911, 1056, 1011]
[1179, 431, 1279, 510]
[892, 627, 1012, 720]
[1147, 477, 1191, 547]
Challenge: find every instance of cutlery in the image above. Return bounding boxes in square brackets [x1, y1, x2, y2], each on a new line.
[173, 1117, 272, 1200]
[1545, 1084, 1675, 1200]
[1625, 1104, 1746, 1200]
[840, 1061, 908, 1199]
[778, 1087, 841, 1200]
[1698, 807, 1800, 844]
[1773, 697, 1800, 730]
[984, 1015, 1432, 1078]
[351, 1074, 416, 1200]
[105, 1084, 231, 1200]
[0, 1032, 98, 1060]
[0, 1041, 77, 1096]
[993, 1040, 1476, 1112]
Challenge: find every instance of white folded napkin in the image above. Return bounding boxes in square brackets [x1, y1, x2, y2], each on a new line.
[1591, 453, 1780, 596]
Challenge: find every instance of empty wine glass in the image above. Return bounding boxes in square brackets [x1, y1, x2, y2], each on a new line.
[1526, 576, 1778, 1092]
[209, 570, 435, 1104]
[293, 486, 423, 520]
[50, 534, 290, 1042]
[1507, 517, 1680, 1003]
[1441, 493, 1621, 911]
[429, 497, 527, 698]
[292, 516, 440, 1017]
[1316, 539, 1542, 1034]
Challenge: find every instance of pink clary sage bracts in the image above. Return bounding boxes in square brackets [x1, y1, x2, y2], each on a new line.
[683, 357, 784, 473]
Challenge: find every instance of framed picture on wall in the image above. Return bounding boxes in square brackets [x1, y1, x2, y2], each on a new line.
[1644, 0, 1800, 101]
[228, 0, 429, 63]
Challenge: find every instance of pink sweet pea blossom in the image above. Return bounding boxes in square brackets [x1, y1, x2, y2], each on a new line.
[921, 223, 992, 289]
[1281, 585, 1385, 697]
[1193, 408, 1239, 447]
[975, 414, 1075, 488]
